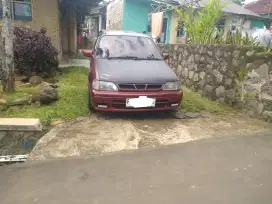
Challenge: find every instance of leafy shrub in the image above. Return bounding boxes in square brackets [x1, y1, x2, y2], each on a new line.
[176, 0, 227, 44]
[176, 0, 260, 48]
[225, 30, 260, 46]
[13, 26, 59, 77]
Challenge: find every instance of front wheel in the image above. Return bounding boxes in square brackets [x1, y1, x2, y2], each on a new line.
[166, 103, 182, 116]
[88, 91, 95, 111]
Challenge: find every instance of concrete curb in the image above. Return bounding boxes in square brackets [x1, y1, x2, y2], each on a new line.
[0, 118, 43, 131]
[59, 59, 89, 68]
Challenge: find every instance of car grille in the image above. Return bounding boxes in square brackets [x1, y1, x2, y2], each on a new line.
[117, 84, 163, 91]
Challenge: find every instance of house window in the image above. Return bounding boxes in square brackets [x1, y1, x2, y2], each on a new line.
[176, 25, 184, 37]
[0, 0, 32, 21]
[216, 19, 225, 29]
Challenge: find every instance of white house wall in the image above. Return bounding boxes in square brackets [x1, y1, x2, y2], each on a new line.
[106, 0, 124, 30]
[223, 15, 252, 35]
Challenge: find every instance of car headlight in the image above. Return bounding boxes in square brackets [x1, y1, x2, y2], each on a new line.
[162, 81, 181, 90]
[92, 80, 118, 91]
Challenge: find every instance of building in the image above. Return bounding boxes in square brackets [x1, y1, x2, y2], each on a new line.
[106, 0, 179, 44]
[171, 0, 272, 43]
[106, 0, 272, 44]
[244, 0, 272, 19]
[89, 6, 107, 38]
[0, 0, 103, 59]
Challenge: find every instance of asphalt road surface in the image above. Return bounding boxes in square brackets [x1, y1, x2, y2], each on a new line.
[1, 134, 272, 204]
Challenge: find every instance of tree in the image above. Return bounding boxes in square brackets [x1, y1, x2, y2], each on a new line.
[1, 0, 15, 93]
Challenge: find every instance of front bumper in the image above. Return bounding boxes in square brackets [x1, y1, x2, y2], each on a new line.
[90, 90, 183, 112]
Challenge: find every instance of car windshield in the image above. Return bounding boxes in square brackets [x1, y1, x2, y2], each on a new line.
[96, 35, 163, 60]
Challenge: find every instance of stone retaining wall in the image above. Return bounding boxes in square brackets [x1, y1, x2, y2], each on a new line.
[160, 44, 272, 122]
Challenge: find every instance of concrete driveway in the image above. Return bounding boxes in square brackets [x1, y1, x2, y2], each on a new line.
[1, 134, 272, 204]
[28, 112, 272, 160]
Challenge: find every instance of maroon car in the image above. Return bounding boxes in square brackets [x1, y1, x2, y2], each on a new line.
[82, 30, 183, 112]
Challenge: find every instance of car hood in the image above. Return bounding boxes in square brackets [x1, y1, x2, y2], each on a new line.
[96, 59, 178, 84]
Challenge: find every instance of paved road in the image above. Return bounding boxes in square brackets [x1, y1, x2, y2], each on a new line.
[1, 134, 272, 204]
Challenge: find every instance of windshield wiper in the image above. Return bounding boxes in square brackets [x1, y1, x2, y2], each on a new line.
[106, 56, 162, 60]
[143, 58, 162, 60]
[129, 57, 162, 60]
[107, 56, 139, 60]
[140, 54, 162, 60]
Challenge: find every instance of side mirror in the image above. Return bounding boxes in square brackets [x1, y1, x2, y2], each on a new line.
[81, 49, 93, 57]
[162, 51, 169, 60]
[96, 48, 103, 56]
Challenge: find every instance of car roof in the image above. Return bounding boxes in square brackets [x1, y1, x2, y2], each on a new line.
[100, 30, 149, 38]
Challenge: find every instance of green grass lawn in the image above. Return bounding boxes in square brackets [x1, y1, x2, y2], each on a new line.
[1, 67, 89, 125]
[0, 67, 233, 125]
[181, 87, 233, 113]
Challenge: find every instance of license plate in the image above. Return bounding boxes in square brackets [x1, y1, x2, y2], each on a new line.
[126, 96, 156, 108]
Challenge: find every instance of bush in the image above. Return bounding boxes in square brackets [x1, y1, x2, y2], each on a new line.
[225, 30, 260, 46]
[176, 0, 227, 44]
[13, 26, 59, 77]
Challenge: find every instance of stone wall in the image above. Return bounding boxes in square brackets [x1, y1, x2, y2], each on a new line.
[245, 56, 272, 122]
[106, 0, 124, 30]
[161, 44, 272, 122]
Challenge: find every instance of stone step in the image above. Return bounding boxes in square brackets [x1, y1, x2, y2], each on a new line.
[0, 118, 42, 131]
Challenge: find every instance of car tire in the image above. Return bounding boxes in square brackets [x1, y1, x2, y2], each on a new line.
[166, 104, 181, 116]
[166, 108, 178, 114]
[88, 91, 95, 111]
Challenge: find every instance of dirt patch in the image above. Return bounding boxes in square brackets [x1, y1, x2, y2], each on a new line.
[28, 112, 272, 160]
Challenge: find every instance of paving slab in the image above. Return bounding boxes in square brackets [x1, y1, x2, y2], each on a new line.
[0, 118, 42, 131]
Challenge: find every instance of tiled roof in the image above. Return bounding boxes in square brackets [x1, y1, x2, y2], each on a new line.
[244, 0, 272, 14]
[174, 0, 260, 17]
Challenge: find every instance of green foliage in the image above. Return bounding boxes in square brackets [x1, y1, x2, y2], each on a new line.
[13, 26, 59, 77]
[214, 29, 224, 44]
[176, 0, 260, 47]
[225, 30, 260, 46]
[237, 67, 249, 105]
[181, 87, 233, 113]
[238, 68, 249, 81]
[176, 0, 227, 44]
[1, 67, 89, 125]
[176, 8, 195, 43]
